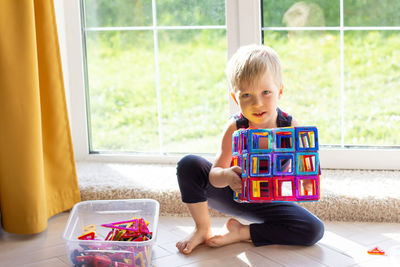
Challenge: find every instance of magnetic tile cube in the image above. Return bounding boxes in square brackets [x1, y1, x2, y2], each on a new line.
[296, 152, 319, 175]
[242, 178, 249, 201]
[295, 127, 319, 151]
[232, 126, 321, 203]
[295, 176, 320, 200]
[249, 154, 272, 177]
[248, 129, 273, 153]
[232, 155, 241, 167]
[232, 131, 241, 156]
[273, 128, 295, 152]
[273, 176, 296, 201]
[249, 177, 273, 201]
[240, 130, 250, 154]
[241, 154, 249, 178]
[272, 153, 295, 175]
[233, 176, 250, 201]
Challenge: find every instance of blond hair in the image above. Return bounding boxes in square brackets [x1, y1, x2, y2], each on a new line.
[226, 45, 283, 92]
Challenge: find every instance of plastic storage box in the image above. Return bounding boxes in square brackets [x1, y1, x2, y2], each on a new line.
[63, 199, 159, 267]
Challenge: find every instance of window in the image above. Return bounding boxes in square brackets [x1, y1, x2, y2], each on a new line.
[262, 0, 400, 147]
[61, 0, 399, 169]
[81, 0, 227, 154]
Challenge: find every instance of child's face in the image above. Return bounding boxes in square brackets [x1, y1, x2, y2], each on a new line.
[234, 72, 283, 128]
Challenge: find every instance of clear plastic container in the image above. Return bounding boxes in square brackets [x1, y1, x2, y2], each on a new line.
[63, 199, 159, 267]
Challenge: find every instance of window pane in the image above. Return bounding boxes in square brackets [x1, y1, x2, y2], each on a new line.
[344, 31, 400, 146]
[157, 0, 225, 26]
[262, 0, 340, 27]
[344, 0, 400, 27]
[86, 31, 160, 152]
[83, 0, 152, 27]
[263, 31, 341, 145]
[158, 30, 228, 153]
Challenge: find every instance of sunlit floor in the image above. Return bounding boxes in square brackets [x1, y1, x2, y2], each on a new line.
[1, 212, 400, 266]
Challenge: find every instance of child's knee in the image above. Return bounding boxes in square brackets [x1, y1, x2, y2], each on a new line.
[176, 154, 208, 186]
[303, 219, 325, 246]
[176, 155, 210, 203]
[177, 155, 201, 177]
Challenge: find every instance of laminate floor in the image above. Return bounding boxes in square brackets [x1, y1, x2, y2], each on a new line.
[1, 212, 400, 266]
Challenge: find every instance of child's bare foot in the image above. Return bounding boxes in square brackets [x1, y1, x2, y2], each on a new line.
[176, 227, 212, 254]
[206, 218, 251, 247]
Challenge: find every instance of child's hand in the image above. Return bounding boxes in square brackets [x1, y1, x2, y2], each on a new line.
[302, 180, 313, 194]
[226, 166, 242, 193]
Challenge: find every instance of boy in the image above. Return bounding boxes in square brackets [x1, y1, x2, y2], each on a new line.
[176, 45, 324, 254]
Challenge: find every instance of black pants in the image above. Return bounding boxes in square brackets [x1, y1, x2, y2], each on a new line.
[177, 154, 324, 247]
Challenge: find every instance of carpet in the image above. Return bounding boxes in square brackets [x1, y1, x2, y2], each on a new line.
[76, 162, 400, 222]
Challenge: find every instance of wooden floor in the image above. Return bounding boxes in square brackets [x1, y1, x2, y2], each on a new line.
[1, 212, 400, 266]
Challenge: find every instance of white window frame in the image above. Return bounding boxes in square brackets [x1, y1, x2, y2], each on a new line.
[57, 0, 400, 169]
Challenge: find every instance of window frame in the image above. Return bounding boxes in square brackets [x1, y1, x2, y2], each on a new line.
[58, 0, 400, 170]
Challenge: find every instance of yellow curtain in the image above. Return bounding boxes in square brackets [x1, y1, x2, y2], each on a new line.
[0, 1, 81, 234]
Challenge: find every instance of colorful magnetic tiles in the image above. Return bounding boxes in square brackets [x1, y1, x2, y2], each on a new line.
[102, 218, 151, 242]
[73, 218, 152, 267]
[71, 246, 149, 267]
[232, 126, 321, 203]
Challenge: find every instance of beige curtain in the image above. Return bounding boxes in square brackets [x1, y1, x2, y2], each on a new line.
[0, 0, 81, 234]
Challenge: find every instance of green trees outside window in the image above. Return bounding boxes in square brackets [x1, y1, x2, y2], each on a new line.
[82, 0, 399, 154]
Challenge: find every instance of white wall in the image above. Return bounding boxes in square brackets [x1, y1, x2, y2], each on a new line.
[54, 0, 71, 117]
[54, 0, 89, 160]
